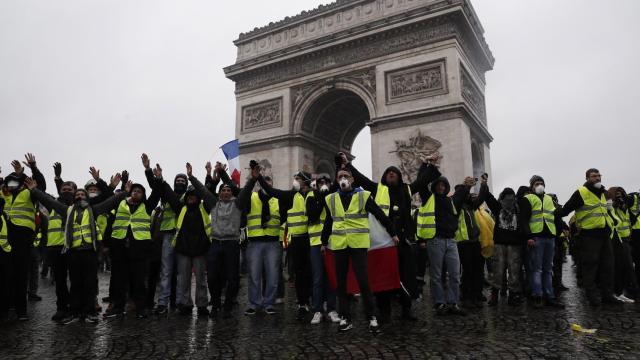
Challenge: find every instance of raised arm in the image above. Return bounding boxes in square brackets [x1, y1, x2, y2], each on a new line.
[20, 153, 46, 192]
[26, 179, 68, 215]
[555, 190, 584, 218]
[187, 162, 217, 211]
[216, 162, 240, 196]
[345, 162, 377, 193]
[306, 191, 326, 223]
[53, 162, 63, 195]
[93, 188, 128, 216]
[452, 177, 475, 212]
[235, 165, 260, 211]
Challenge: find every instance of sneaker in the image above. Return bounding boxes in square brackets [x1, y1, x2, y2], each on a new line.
[545, 298, 565, 309]
[244, 308, 257, 316]
[448, 304, 467, 316]
[85, 314, 99, 323]
[197, 307, 209, 317]
[51, 310, 67, 322]
[296, 305, 309, 320]
[153, 305, 168, 315]
[338, 318, 353, 332]
[618, 294, 635, 304]
[310, 312, 323, 324]
[327, 311, 341, 323]
[368, 316, 380, 333]
[136, 310, 149, 319]
[28, 294, 42, 302]
[275, 298, 285, 305]
[60, 314, 78, 325]
[435, 303, 448, 316]
[264, 307, 276, 315]
[103, 306, 124, 318]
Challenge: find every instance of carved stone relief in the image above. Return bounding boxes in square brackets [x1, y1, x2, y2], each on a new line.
[390, 129, 442, 182]
[385, 60, 447, 104]
[460, 65, 486, 123]
[241, 98, 283, 133]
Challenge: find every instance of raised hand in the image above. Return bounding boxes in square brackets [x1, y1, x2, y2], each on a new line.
[89, 166, 100, 181]
[141, 153, 150, 169]
[186, 162, 193, 177]
[11, 160, 24, 175]
[121, 170, 129, 185]
[110, 173, 122, 188]
[338, 152, 349, 165]
[251, 164, 261, 179]
[125, 180, 133, 193]
[463, 176, 477, 188]
[153, 163, 163, 180]
[53, 162, 62, 178]
[24, 177, 37, 190]
[480, 173, 488, 184]
[205, 161, 213, 176]
[22, 153, 37, 170]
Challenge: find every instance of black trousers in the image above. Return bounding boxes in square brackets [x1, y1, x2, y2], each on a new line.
[289, 235, 311, 306]
[552, 237, 565, 288]
[68, 250, 98, 316]
[0, 251, 12, 317]
[457, 240, 484, 300]
[146, 258, 161, 308]
[111, 250, 149, 312]
[49, 247, 70, 311]
[612, 238, 638, 296]
[413, 243, 429, 293]
[207, 240, 240, 311]
[630, 231, 640, 295]
[579, 235, 614, 301]
[334, 247, 374, 320]
[8, 226, 32, 316]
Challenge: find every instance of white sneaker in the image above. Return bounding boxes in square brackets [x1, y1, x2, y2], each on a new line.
[310, 312, 322, 324]
[275, 298, 284, 304]
[618, 294, 635, 303]
[327, 311, 341, 323]
[368, 316, 380, 333]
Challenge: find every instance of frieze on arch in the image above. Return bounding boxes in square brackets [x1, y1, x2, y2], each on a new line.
[390, 129, 442, 182]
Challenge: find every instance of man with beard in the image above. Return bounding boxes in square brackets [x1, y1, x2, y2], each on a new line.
[339, 152, 436, 322]
[25, 176, 128, 324]
[1, 153, 46, 321]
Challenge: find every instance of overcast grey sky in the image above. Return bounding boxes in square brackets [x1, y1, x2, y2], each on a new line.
[1, 0, 638, 203]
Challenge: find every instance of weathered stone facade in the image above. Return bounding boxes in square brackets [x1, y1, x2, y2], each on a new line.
[224, 0, 494, 188]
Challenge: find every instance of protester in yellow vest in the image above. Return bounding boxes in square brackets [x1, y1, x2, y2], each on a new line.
[607, 187, 638, 303]
[304, 173, 340, 324]
[0, 200, 13, 320]
[0, 153, 46, 321]
[339, 151, 438, 322]
[26, 175, 127, 324]
[320, 167, 398, 333]
[518, 175, 564, 309]
[556, 168, 619, 306]
[258, 169, 313, 320]
[626, 191, 640, 298]
[416, 168, 475, 317]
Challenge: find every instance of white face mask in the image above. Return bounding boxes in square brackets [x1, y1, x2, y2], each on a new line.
[320, 184, 329, 193]
[292, 180, 301, 192]
[7, 180, 20, 189]
[88, 192, 99, 199]
[534, 185, 545, 195]
[593, 182, 602, 189]
[310, 181, 317, 191]
[339, 179, 350, 190]
[606, 199, 613, 210]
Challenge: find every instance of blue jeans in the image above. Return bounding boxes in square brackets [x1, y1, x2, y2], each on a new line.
[528, 237, 555, 298]
[427, 238, 461, 304]
[247, 241, 281, 310]
[309, 245, 336, 313]
[157, 232, 179, 307]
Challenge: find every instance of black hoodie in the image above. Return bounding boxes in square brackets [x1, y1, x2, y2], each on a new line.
[418, 176, 469, 239]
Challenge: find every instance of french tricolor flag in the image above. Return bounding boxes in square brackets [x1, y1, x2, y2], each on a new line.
[220, 139, 241, 186]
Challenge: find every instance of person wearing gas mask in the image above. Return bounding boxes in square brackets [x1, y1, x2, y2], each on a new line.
[556, 168, 620, 306]
[518, 176, 564, 308]
[338, 152, 436, 322]
[25, 175, 128, 324]
[482, 185, 525, 306]
[607, 187, 638, 303]
[241, 161, 281, 316]
[139, 154, 188, 316]
[102, 154, 161, 319]
[186, 162, 256, 318]
[416, 166, 476, 317]
[1, 154, 46, 321]
[257, 169, 314, 320]
[320, 167, 399, 333]
[304, 173, 340, 324]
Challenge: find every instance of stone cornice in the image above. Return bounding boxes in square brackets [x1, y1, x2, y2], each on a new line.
[239, 133, 350, 157]
[226, 12, 491, 93]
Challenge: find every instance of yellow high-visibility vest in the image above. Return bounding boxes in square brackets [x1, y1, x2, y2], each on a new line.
[287, 192, 308, 236]
[247, 192, 280, 238]
[416, 194, 436, 240]
[575, 186, 611, 230]
[325, 191, 371, 250]
[1, 189, 36, 231]
[111, 200, 151, 240]
[525, 194, 557, 236]
[306, 192, 326, 246]
[172, 203, 212, 246]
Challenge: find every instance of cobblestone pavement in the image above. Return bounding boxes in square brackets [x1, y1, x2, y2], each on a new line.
[1, 261, 639, 359]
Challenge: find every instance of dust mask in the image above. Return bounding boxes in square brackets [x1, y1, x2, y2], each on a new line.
[534, 185, 545, 195]
[593, 182, 602, 189]
[339, 179, 350, 190]
[320, 184, 329, 193]
[292, 180, 301, 192]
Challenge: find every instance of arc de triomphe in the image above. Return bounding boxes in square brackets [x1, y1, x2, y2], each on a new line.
[224, 0, 494, 187]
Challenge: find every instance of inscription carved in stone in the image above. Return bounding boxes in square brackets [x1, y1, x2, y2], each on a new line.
[390, 129, 442, 182]
[460, 65, 486, 122]
[385, 60, 447, 103]
[241, 98, 283, 133]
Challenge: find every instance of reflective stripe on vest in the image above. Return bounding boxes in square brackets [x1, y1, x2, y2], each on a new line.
[454, 210, 469, 241]
[172, 203, 212, 247]
[96, 214, 108, 239]
[525, 194, 557, 236]
[67, 207, 101, 248]
[0, 214, 11, 252]
[614, 208, 631, 239]
[325, 190, 371, 250]
[47, 209, 65, 247]
[575, 187, 611, 230]
[1, 189, 36, 231]
[111, 200, 151, 240]
[287, 192, 308, 236]
[632, 195, 640, 230]
[247, 192, 280, 238]
[160, 195, 184, 232]
[416, 194, 436, 240]
[306, 192, 325, 246]
[374, 183, 411, 217]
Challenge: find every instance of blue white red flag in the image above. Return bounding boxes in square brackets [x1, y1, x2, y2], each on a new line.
[220, 139, 241, 185]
